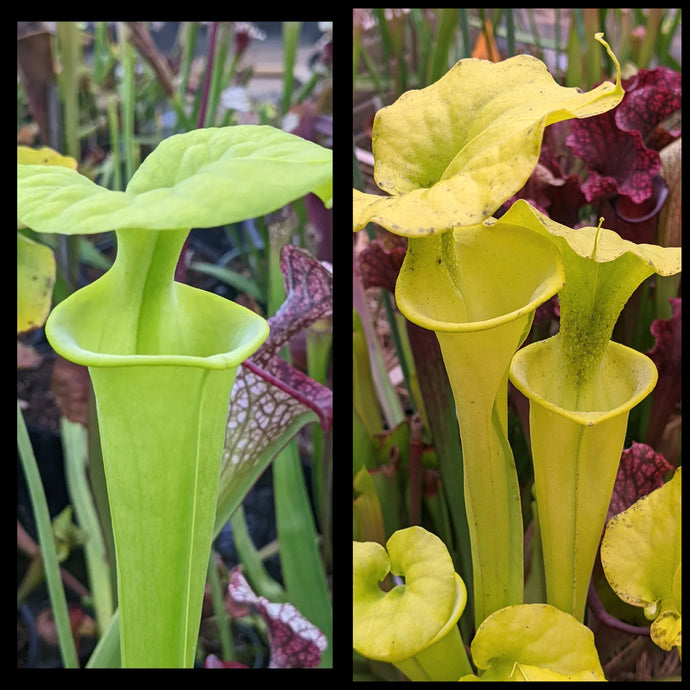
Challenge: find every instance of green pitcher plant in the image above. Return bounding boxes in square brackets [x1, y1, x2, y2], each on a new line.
[352, 34, 625, 630]
[506, 200, 681, 622]
[17, 125, 332, 667]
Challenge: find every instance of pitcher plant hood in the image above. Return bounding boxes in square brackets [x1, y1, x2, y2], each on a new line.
[353, 526, 467, 670]
[353, 34, 623, 236]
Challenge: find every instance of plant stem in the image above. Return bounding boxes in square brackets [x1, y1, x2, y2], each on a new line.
[197, 22, 218, 129]
[17, 403, 80, 668]
[61, 417, 115, 637]
[207, 550, 235, 662]
[281, 22, 301, 115]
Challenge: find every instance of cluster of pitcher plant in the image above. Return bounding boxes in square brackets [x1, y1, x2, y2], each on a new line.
[353, 34, 680, 681]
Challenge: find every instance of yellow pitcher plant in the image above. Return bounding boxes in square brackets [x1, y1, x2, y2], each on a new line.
[601, 467, 681, 656]
[353, 526, 472, 681]
[353, 35, 624, 630]
[506, 200, 681, 622]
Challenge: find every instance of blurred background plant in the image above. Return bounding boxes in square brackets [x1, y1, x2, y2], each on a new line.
[18, 20, 333, 668]
[353, 8, 680, 682]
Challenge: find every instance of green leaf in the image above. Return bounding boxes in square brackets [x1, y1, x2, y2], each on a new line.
[189, 261, 264, 302]
[60, 417, 114, 636]
[18, 126, 333, 235]
[601, 467, 681, 652]
[17, 403, 80, 668]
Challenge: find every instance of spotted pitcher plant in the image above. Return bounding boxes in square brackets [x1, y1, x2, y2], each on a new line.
[353, 34, 625, 633]
[17, 125, 332, 667]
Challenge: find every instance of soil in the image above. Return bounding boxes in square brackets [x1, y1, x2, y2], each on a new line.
[17, 341, 61, 434]
[17, 608, 32, 668]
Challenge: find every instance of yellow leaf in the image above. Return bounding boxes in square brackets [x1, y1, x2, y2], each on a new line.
[17, 233, 56, 334]
[17, 145, 78, 169]
[465, 604, 606, 681]
[353, 35, 623, 236]
[353, 526, 465, 663]
[601, 468, 681, 652]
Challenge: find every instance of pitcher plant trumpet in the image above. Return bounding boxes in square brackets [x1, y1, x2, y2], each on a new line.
[18, 125, 333, 666]
[506, 200, 681, 622]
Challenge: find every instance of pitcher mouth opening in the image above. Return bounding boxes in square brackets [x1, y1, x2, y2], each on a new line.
[395, 223, 565, 334]
[396, 284, 560, 334]
[510, 338, 658, 426]
[45, 281, 269, 370]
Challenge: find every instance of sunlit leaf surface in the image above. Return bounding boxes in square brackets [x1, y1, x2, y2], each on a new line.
[18, 126, 332, 235]
[353, 34, 622, 236]
[461, 604, 605, 681]
[601, 468, 681, 652]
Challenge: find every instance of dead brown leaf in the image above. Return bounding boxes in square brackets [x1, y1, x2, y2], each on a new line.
[51, 357, 91, 425]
